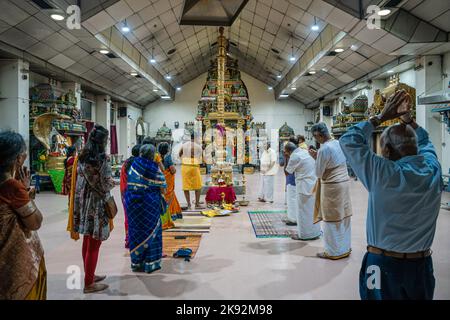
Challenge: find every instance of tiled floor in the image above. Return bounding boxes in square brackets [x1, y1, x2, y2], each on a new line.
[36, 169, 450, 300]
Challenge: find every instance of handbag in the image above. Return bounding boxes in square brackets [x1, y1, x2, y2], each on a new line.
[104, 194, 118, 219]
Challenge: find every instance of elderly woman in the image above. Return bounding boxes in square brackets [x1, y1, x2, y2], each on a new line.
[125, 144, 167, 273]
[68, 124, 115, 294]
[0, 131, 46, 299]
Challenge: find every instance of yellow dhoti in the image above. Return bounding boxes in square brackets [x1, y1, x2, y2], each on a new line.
[181, 164, 202, 191]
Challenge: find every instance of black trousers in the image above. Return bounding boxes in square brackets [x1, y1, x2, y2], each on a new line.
[359, 252, 435, 300]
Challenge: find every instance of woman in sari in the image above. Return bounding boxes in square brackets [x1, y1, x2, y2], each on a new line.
[62, 146, 77, 197]
[0, 131, 46, 300]
[67, 124, 115, 294]
[120, 144, 141, 248]
[124, 144, 167, 273]
[158, 142, 182, 220]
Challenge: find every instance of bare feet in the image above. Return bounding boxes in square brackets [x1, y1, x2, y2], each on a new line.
[83, 283, 109, 294]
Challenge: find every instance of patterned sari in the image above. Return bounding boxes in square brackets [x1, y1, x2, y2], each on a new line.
[0, 179, 46, 300]
[124, 157, 167, 272]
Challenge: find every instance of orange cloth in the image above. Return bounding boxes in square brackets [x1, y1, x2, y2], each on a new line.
[163, 168, 182, 216]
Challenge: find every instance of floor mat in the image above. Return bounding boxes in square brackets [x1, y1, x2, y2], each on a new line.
[162, 232, 202, 258]
[247, 210, 296, 238]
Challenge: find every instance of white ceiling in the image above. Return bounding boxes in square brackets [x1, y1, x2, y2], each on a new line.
[0, 0, 448, 107]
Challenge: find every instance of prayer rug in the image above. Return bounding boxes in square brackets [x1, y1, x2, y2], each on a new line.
[247, 210, 297, 238]
[162, 232, 202, 258]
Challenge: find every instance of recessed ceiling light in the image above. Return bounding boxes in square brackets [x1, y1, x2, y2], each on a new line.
[280, 94, 289, 98]
[268, 86, 273, 90]
[50, 14, 65, 21]
[311, 25, 319, 31]
[309, 70, 316, 75]
[166, 75, 171, 80]
[291, 87, 297, 90]
[153, 89, 158, 92]
[387, 70, 394, 73]
[350, 45, 358, 51]
[121, 21, 130, 33]
[99, 49, 110, 54]
[161, 95, 171, 99]
[177, 87, 181, 91]
[277, 75, 282, 79]
[321, 68, 328, 72]
[334, 48, 344, 53]
[150, 58, 156, 63]
[130, 71, 138, 76]
[378, 9, 391, 16]
[289, 56, 296, 62]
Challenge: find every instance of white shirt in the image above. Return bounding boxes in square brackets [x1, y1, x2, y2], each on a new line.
[315, 139, 347, 178]
[285, 148, 317, 195]
[260, 148, 278, 176]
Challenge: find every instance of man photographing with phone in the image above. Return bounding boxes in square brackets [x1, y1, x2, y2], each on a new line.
[339, 89, 443, 300]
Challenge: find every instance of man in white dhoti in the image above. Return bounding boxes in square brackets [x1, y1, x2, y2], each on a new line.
[284, 142, 321, 240]
[309, 123, 353, 260]
[258, 143, 278, 203]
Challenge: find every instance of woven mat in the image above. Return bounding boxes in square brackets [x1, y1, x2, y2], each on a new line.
[162, 232, 202, 258]
[247, 210, 296, 238]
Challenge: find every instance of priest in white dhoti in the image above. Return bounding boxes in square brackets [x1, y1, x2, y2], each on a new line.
[309, 123, 353, 260]
[258, 143, 278, 203]
[284, 142, 321, 240]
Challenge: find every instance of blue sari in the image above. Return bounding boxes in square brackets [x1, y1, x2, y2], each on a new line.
[124, 157, 167, 273]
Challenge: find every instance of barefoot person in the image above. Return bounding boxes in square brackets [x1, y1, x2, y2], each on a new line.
[310, 123, 353, 260]
[179, 133, 204, 209]
[340, 90, 442, 300]
[68, 125, 114, 294]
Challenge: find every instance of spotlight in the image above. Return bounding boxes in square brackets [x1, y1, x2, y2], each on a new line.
[177, 87, 181, 91]
[153, 89, 158, 92]
[130, 71, 138, 76]
[334, 48, 344, 53]
[121, 21, 130, 33]
[50, 14, 64, 21]
[289, 56, 296, 62]
[387, 70, 394, 73]
[378, 9, 391, 16]
[311, 25, 319, 31]
[291, 87, 297, 90]
[268, 86, 273, 90]
[99, 49, 110, 54]
[277, 75, 282, 79]
[166, 75, 171, 80]
[150, 58, 156, 63]
[309, 70, 316, 75]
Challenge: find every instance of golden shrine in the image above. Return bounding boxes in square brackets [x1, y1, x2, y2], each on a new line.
[196, 27, 253, 166]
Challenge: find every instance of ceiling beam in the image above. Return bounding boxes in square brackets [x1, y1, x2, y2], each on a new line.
[0, 40, 144, 108]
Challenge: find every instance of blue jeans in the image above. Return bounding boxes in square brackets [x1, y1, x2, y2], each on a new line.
[359, 252, 435, 300]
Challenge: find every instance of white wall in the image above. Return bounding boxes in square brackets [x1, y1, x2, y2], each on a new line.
[144, 71, 313, 139]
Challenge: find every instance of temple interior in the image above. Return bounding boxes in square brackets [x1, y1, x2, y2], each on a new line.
[1, 0, 450, 300]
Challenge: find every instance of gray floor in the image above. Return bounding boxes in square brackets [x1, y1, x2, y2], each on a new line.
[36, 169, 450, 300]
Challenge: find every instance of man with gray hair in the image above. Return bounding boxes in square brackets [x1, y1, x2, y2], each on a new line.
[309, 122, 353, 260]
[284, 142, 321, 241]
[340, 90, 442, 300]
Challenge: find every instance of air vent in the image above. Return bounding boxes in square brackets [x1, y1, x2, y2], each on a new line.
[167, 48, 176, 55]
[271, 48, 280, 54]
[384, 0, 402, 7]
[105, 52, 117, 59]
[31, 0, 54, 9]
[307, 85, 318, 92]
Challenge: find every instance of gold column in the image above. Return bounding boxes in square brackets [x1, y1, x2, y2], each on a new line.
[217, 27, 227, 125]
